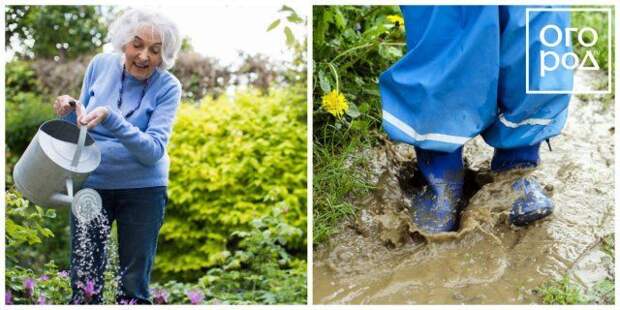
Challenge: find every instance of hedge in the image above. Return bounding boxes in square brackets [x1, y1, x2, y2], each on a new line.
[155, 86, 307, 281]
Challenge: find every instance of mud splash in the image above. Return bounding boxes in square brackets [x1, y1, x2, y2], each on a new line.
[313, 71, 615, 304]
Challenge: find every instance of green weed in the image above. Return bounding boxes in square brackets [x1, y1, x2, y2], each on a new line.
[536, 275, 586, 304]
[313, 141, 374, 243]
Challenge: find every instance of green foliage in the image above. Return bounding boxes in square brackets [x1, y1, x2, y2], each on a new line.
[313, 6, 401, 242]
[5, 262, 72, 305]
[6, 5, 108, 60]
[5, 91, 55, 157]
[313, 143, 373, 243]
[156, 87, 307, 281]
[4, 60, 72, 267]
[5, 188, 71, 270]
[6, 241, 122, 305]
[571, 7, 614, 72]
[5, 60, 40, 99]
[5, 196, 307, 305]
[536, 271, 615, 305]
[5, 6, 308, 303]
[602, 234, 614, 257]
[149, 281, 194, 304]
[199, 208, 306, 304]
[4, 190, 73, 305]
[180, 36, 194, 52]
[589, 234, 615, 304]
[5, 59, 55, 157]
[588, 278, 614, 304]
[536, 276, 587, 304]
[147, 211, 307, 305]
[267, 5, 307, 83]
[313, 6, 404, 148]
[5, 190, 57, 266]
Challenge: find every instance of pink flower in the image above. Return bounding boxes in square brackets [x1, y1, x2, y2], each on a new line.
[152, 288, 169, 304]
[39, 274, 49, 281]
[186, 289, 204, 305]
[23, 278, 35, 297]
[119, 298, 137, 305]
[37, 294, 47, 305]
[77, 279, 100, 302]
[57, 270, 69, 278]
[5, 291, 13, 305]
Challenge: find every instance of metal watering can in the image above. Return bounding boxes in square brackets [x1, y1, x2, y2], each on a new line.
[13, 116, 103, 223]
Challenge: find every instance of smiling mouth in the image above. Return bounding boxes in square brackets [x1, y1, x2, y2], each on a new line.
[134, 62, 149, 69]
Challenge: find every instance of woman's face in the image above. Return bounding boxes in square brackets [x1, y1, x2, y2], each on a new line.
[123, 26, 163, 80]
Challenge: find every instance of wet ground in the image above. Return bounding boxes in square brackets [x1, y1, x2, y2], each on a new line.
[313, 71, 615, 304]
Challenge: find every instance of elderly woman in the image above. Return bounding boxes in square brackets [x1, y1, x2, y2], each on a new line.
[53, 9, 182, 304]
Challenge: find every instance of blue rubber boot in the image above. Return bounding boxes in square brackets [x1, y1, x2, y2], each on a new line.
[411, 146, 464, 234]
[491, 143, 554, 226]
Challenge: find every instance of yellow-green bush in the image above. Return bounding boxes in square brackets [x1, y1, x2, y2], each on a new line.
[155, 87, 307, 281]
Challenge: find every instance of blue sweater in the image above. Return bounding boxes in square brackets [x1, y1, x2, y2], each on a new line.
[63, 53, 182, 189]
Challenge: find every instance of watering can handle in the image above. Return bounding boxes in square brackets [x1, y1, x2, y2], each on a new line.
[71, 124, 87, 168]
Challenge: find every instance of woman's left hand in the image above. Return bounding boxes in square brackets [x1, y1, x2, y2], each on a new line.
[79, 107, 110, 129]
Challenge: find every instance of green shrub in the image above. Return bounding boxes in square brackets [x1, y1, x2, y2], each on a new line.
[4, 190, 73, 305]
[5, 190, 57, 267]
[156, 87, 307, 281]
[152, 209, 306, 304]
[5, 185, 72, 271]
[6, 92, 55, 156]
[5, 60, 41, 99]
[198, 208, 306, 304]
[5, 60, 54, 167]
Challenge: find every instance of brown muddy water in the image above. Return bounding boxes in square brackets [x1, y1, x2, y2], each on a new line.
[313, 71, 615, 304]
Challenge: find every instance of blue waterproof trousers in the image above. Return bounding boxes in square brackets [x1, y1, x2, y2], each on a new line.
[380, 6, 573, 152]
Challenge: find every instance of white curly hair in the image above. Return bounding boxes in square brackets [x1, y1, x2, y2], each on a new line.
[107, 8, 181, 70]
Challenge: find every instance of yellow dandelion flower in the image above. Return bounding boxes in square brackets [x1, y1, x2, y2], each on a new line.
[387, 15, 404, 29]
[321, 90, 348, 119]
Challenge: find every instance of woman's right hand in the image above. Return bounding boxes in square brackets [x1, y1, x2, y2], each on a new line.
[54, 95, 86, 121]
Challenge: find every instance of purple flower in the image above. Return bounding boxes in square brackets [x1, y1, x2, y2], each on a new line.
[119, 298, 137, 305]
[152, 288, 169, 304]
[77, 279, 99, 302]
[37, 294, 46, 305]
[39, 274, 49, 281]
[84, 280, 97, 297]
[5, 291, 13, 305]
[186, 289, 204, 305]
[57, 270, 69, 278]
[23, 278, 35, 297]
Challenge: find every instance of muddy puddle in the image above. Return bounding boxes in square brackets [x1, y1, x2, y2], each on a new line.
[313, 71, 615, 304]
